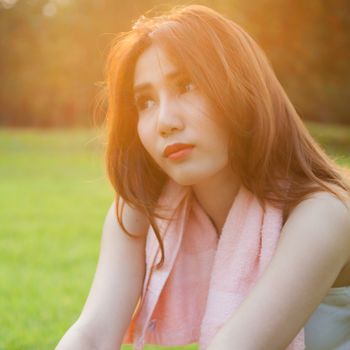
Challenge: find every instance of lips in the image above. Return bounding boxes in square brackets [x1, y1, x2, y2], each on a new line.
[163, 143, 195, 158]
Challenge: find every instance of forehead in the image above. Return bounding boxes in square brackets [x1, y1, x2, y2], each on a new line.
[133, 44, 180, 92]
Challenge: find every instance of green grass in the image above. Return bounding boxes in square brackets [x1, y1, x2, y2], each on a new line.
[0, 123, 349, 349]
[0, 128, 112, 349]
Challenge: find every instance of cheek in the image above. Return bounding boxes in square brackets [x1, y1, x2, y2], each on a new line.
[137, 120, 147, 146]
[204, 121, 231, 151]
[137, 121, 155, 155]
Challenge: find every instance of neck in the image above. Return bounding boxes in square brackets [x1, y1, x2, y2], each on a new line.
[191, 171, 240, 234]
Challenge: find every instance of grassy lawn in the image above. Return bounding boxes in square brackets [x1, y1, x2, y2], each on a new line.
[0, 122, 349, 350]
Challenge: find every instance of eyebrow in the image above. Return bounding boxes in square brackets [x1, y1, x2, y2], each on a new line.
[133, 69, 184, 96]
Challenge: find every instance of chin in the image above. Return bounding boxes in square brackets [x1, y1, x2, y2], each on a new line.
[170, 178, 194, 186]
[165, 173, 194, 186]
[168, 172, 208, 187]
[165, 164, 219, 186]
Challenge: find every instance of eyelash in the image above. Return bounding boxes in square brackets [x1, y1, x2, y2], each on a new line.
[134, 78, 196, 112]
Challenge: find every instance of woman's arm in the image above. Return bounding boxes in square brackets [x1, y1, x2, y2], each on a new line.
[55, 199, 149, 350]
[207, 192, 350, 350]
[55, 321, 99, 350]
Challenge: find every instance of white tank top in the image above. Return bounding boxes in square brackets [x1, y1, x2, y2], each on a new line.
[304, 285, 350, 349]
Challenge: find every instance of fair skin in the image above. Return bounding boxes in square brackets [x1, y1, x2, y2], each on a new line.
[206, 192, 350, 350]
[55, 200, 149, 350]
[133, 43, 350, 349]
[134, 43, 240, 233]
[56, 42, 350, 350]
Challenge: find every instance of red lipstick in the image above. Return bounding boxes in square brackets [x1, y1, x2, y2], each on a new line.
[163, 143, 195, 159]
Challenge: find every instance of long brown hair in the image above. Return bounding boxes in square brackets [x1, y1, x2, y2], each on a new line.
[97, 4, 350, 268]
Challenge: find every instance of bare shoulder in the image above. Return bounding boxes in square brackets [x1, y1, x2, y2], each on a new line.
[104, 198, 150, 239]
[282, 190, 350, 263]
[216, 189, 350, 348]
[306, 189, 350, 208]
[287, 190, 350, 228]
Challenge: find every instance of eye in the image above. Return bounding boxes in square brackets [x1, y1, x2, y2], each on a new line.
[134, 94, 155, 112]
[177, 77, 196, 94]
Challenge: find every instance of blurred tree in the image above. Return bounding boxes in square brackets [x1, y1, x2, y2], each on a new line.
[0, 0, 349, 127]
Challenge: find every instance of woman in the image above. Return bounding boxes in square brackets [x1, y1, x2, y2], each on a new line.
[56, 4, 350, 350]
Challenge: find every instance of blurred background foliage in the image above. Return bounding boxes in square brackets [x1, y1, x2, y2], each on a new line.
[1, 2, 349, 348]
[0, 0, 350, 127]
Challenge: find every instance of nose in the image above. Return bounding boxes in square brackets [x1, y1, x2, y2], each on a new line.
[157, 94, 184, 137]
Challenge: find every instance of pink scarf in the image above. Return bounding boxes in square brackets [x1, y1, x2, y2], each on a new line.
[122, 179, 305, 349]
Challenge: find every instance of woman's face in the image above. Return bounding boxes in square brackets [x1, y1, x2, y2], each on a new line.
[133, 43, 233, 186]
